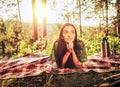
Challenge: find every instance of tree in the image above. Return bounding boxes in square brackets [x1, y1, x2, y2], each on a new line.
[116, 0, 120, 37]
[87, 0, 119, 37]
[0, 0, 23, 57]
[0, 18, 6, 56]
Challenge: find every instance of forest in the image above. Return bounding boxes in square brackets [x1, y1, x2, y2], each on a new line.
[0, 0, 120, 87]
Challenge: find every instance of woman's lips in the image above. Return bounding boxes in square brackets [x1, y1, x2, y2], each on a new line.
[66, 39, 73, 42]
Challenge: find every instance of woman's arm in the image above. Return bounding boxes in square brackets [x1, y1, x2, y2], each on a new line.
[62, 51, 70, 68]
[66, 42, 83, 68]
[71, 50, 83, 68]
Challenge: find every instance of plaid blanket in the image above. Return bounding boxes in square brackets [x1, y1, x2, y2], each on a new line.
[0, 53, 120, 79]
[0, 54, 53, 79]
[85, 53, 120, 72]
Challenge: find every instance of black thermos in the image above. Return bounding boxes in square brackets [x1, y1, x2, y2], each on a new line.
[101, 37, 111, 57]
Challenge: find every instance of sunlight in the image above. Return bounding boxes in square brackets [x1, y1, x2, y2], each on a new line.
[19, 0, 101, 26]
[82, 17, 99, 27]
[36, 0, 52, 23]
[36, 0, 44, 23]
[18, 0, 116, 27]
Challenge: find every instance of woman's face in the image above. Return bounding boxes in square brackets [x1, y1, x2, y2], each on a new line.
[62, 25, 75, 43]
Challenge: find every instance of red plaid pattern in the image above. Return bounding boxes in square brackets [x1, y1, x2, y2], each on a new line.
[0, 53, 120, 79]
[53, 53, 120, 74]
[0, 54, 53, 79]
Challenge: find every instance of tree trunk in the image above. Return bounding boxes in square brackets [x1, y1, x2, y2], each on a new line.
[78, 0, 82, 36]
[1, 41, 5, 56]
[17, 0, 21, 22]
[117, 0, 120, 38]
[32, 0, 38, 41]
[105, 0, 108, 37]
[42, 0, 47, 37]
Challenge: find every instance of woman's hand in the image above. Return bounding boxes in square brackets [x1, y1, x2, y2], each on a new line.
[66, 42, 74, 53]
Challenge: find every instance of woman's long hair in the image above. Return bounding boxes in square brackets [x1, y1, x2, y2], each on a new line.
[54, 23, 78, 68]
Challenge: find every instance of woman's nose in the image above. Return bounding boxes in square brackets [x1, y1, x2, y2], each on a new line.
[67, 33, 72, 37]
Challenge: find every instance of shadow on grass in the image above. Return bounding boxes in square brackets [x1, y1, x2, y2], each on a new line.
[0, 71, 120, 87]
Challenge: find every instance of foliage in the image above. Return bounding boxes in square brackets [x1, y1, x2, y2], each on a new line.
[0, 20, 23, 57]
[109, 36, 120, 52]
[17, 40, 33, 57]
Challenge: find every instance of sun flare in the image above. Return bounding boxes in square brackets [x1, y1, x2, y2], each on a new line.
[19, 0, 116, 27]
[35, 0, 51, 23]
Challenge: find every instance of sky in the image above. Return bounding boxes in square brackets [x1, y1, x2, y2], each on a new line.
[0, 0, 117, 26]
[19, 0, 33, 22]
[19, 0, 100, 26]
[19, 0, 63, 24]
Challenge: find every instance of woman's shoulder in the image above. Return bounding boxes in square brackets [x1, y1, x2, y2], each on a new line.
[76, 39, 85, 49]
[76, 39, 84, 45]
[53, 39, 59, 50]
[54, 39, 59, 45]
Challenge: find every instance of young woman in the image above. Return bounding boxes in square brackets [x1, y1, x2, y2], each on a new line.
[51, 23, 87, 69]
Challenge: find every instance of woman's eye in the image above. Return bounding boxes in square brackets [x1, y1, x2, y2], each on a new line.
[63, 30, 68, 34]
[71, 30, 75, 34]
